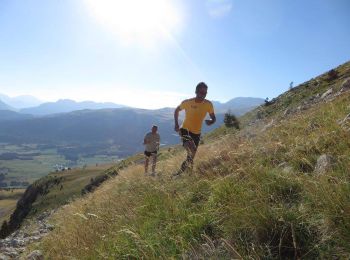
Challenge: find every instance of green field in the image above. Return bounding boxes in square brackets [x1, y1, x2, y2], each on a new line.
[0, 144, 119, 185]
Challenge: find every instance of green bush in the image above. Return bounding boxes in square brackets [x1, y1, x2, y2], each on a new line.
[224, 112, 240, 129]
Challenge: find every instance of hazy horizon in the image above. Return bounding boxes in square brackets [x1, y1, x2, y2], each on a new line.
[0, 92, 266, 110]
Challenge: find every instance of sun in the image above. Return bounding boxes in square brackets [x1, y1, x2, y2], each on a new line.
[84, 0, 182, 46]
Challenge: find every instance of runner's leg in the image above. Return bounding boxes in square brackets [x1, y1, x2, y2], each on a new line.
[144, 155, 149, 174]
[180, 138, 197, 173]
[151, 153, 157, 175]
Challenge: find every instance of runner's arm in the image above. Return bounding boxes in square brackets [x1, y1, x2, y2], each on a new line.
[143, 135, 148, 145]
[174, 106, 181, 132]
[205, 113, 216, 126]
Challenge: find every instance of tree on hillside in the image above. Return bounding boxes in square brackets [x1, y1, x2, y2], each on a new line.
[264, 97, 270, 106]
[264, 97, 276, 106]
[224, 111, 240, 129]
[327, 69, 338, 82]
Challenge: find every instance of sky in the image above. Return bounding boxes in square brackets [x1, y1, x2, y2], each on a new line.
[0, 0, 349, 109]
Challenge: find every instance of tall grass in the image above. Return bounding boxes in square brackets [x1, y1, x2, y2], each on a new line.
[35, 91, 350, 259]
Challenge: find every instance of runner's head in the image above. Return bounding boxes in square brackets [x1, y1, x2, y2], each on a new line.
[195, 82, 208, 100]
[151, 125, 158, 133]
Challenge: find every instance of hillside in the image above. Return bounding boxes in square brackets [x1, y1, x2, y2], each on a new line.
[0, 161, 130, 239]
[2, 61, 350, 258]
[0, 100, 14, 111]
[0, 110, 33, 122]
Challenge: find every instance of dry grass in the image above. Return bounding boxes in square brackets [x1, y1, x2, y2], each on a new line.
[34, 88, 350, 258]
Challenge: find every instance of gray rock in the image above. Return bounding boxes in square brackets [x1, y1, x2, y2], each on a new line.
[283, 108, 292, 116]
[11, 238, 25, 248]
[26, 250, 44, 260]
[314, 154, 333, 175]
[340, 78, 350, 92]
[0, 254, 9, 260]
[321, 88, 333, 99]
[2, 247, 18, 258]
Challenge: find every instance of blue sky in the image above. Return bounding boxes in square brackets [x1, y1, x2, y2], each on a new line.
[0, 0, 349, 108]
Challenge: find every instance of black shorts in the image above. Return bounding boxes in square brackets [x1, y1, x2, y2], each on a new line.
[180, 128, 201, 148]
[144, 151, 157, 157]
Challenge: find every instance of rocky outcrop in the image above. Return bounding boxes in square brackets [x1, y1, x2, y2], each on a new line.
[0, 210, 54, 259]
[337, 113, 350, 132]
[321, 88, 333, 100]
[340, 78, 350, 92]
[0, 176, 62, 239]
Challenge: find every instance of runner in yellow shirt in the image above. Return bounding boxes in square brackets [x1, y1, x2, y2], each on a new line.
[173, 82, 216, 177]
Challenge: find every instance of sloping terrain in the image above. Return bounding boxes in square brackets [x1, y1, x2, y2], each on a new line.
[4, 61, 350, 259]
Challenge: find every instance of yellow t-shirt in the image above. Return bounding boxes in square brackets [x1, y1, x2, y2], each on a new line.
[179, 98, 214, 134]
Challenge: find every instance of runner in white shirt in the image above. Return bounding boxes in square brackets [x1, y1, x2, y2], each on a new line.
[143, 125, 160, 176]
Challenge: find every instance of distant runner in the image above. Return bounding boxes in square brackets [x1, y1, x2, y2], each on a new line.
[173, 82, 216, 177]
[143, 125, 160, 176]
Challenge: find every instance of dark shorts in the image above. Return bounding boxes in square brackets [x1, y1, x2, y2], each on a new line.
[144, 151, 157, 157]
[180, 128, 201, 148]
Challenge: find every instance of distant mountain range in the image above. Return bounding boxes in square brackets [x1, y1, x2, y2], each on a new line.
[0, 95, 263, 117]
[0, 94, 43, 109]
[0, 96, 263, 158]
[19, 99, 127, 116]
[0, 107, 219, 156]
[212, 97, 265, 114]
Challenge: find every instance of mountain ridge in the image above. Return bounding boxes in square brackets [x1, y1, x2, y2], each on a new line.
[0, 94, 43, 109]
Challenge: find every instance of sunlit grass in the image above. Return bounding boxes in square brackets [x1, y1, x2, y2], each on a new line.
[34, 88, 350, 258]
[26, 61, 350, 258]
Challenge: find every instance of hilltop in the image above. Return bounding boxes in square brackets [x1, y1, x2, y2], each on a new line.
[1, 61, 350, 259]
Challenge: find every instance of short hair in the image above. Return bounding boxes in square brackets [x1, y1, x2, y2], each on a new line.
[196, 82, 208, 93]
[152, 125, 158, 129]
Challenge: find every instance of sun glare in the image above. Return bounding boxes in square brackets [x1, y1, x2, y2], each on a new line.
[84, 0, 182, 46]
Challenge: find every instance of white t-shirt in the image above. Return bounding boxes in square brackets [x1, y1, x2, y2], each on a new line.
[144, 132, 160, 152]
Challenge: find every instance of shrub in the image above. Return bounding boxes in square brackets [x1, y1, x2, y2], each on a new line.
[224, 112, 240, 129]
[327, 69, 338, 82]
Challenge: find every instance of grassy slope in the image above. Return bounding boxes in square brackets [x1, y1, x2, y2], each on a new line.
[33, 62, 350, 258]
[25, 152, 148, 219]
[0, 189, 25, 223]
[28, 164, 116, 217]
